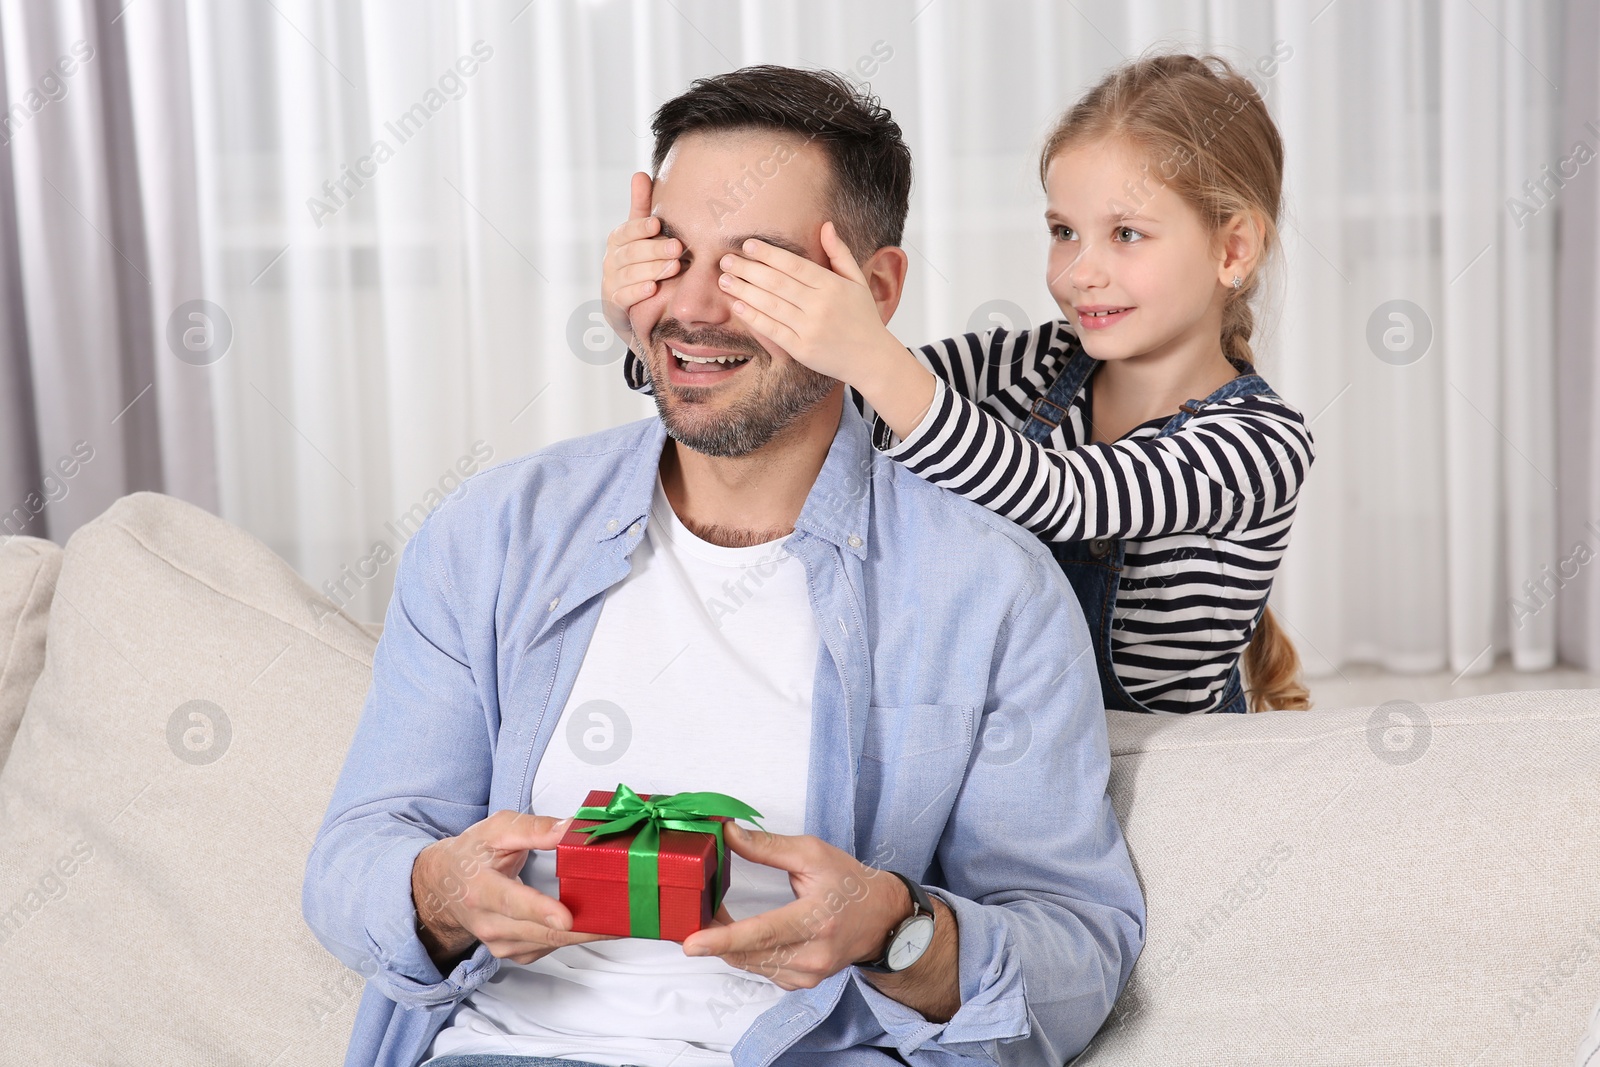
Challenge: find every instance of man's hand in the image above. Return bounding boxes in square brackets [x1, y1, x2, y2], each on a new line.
[680, 823, 960, 1021]
[411, 809, 620, 973]
[600, 171, 681, 349]
[717, 224, 938, 439]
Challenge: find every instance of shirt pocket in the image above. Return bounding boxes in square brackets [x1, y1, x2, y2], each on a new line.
[855, 703, 977, 874]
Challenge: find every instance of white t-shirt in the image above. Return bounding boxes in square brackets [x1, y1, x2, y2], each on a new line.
[422, 475, 817, 1067]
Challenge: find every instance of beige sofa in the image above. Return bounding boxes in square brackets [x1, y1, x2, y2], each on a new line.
[0, 491, 1594, 1066]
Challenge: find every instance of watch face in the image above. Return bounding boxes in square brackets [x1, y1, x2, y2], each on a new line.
[888, 914, 937, 970]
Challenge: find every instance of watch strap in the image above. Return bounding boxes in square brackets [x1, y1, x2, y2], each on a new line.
[856, 870, 934, 973]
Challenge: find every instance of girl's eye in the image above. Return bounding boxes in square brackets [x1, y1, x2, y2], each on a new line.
[1051, 224, 1142, 242]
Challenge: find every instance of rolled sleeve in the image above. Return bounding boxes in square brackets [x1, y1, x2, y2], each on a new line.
[365, 833, 499, 1005]
[847, 885, 1030, 1063]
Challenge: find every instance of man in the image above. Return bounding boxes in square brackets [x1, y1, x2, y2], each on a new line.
[303, 65, 1144, 1067]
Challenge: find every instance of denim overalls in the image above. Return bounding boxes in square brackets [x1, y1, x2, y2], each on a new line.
[1020, 350, 1274, 715]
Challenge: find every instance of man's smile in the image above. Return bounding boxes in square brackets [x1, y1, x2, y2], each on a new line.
[662, 340, 758, 386]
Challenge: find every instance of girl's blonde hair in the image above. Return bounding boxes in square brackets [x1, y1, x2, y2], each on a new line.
[1038, 51, 1310, 713]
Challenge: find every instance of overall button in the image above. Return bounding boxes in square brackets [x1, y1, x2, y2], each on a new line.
[1088, 537, 1113, 558]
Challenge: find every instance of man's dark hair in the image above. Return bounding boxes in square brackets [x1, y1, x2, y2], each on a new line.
[650, 65, 912, 259]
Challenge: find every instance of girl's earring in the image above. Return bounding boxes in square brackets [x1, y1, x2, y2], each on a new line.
[1231, 275, 1243, 290]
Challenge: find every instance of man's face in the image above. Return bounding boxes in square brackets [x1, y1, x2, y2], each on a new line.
[630, 129, 840, 458]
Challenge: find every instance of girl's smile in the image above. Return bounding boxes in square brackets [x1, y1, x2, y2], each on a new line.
[1074, 305, 1135, 330]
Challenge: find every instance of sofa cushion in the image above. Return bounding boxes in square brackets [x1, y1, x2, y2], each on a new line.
[1076, 690, 1600, 1065]
[0, 492, 379, 1064]
[1, 489, 1595, 1065]
[0, 534, 62, 769]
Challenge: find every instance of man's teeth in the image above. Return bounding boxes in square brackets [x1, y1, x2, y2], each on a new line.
[671, 347, 750, 364]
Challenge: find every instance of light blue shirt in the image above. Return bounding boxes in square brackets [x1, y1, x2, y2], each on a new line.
[302, 404, 1146, 1067]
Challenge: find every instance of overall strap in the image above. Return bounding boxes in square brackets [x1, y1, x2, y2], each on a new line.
[1156, 359, 1274, 438]
[1022, 348, 1097, 443]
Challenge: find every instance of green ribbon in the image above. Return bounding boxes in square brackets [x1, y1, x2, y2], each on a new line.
[572, 783, 764, 939]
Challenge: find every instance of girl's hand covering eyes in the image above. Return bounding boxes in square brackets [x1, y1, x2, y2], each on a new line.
[718, 221, 904, 384]
[722, 221, 938, 439]
[600, 171, 682, 351]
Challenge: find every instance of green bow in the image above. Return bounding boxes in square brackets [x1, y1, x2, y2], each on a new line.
[573, 783, 764, 939]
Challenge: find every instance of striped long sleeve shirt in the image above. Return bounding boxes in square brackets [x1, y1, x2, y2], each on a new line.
[622, 318, 1315, 713]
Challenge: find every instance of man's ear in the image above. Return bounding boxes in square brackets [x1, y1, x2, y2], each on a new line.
[860, 245, 910, 324]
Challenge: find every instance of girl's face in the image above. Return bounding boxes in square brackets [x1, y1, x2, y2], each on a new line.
[1043, 137, 1231, 364]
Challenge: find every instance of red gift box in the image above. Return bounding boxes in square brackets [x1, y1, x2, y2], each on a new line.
[556, 788, 733, 941]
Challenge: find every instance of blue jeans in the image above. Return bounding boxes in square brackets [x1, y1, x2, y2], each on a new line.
[423, 1058, 625, 1067]
[422, 1062, 620, 1067]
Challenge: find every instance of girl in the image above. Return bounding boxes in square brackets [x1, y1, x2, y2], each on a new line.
[607, 53, 1314, 715]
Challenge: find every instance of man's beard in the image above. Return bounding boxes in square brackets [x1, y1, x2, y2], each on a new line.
[643, 322, 837, 458]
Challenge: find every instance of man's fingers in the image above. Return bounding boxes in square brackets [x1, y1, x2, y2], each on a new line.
[461, 866, 629, 955]
[714, 947, 810, 988]
[483, 870, 577, 932]
[682, 913, 780, 958]
[722, 820, 812, 872]
[479, 910, 607, 946]
[481, 915, 622, 955]
[478, 811, 574, 854]
[628, 170, 653, 220]
[496, 929, 623, 966]
[683, 894, 815, 958]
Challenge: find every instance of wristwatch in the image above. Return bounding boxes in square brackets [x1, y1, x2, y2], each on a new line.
[855, 870, 937, 973]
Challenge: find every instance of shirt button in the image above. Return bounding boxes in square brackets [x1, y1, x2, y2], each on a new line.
[605, 519, 619, 533]
[1089, 538, 1112, 557]
[548, 597, 560, 612]
[847, 534, 863, 549]
[628, 523, 641, 536]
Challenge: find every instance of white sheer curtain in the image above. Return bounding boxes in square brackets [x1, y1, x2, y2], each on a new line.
[149, 0, 1565, 682]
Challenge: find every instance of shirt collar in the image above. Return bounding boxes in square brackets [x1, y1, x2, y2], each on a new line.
[792, 403, 873, 561]
[594, 404, 874, 562]
[593, 418, 667, 545]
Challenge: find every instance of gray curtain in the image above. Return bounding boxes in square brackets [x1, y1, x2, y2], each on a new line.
[0, 0, 217, 546]
[1557, 0, 1600, 670]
